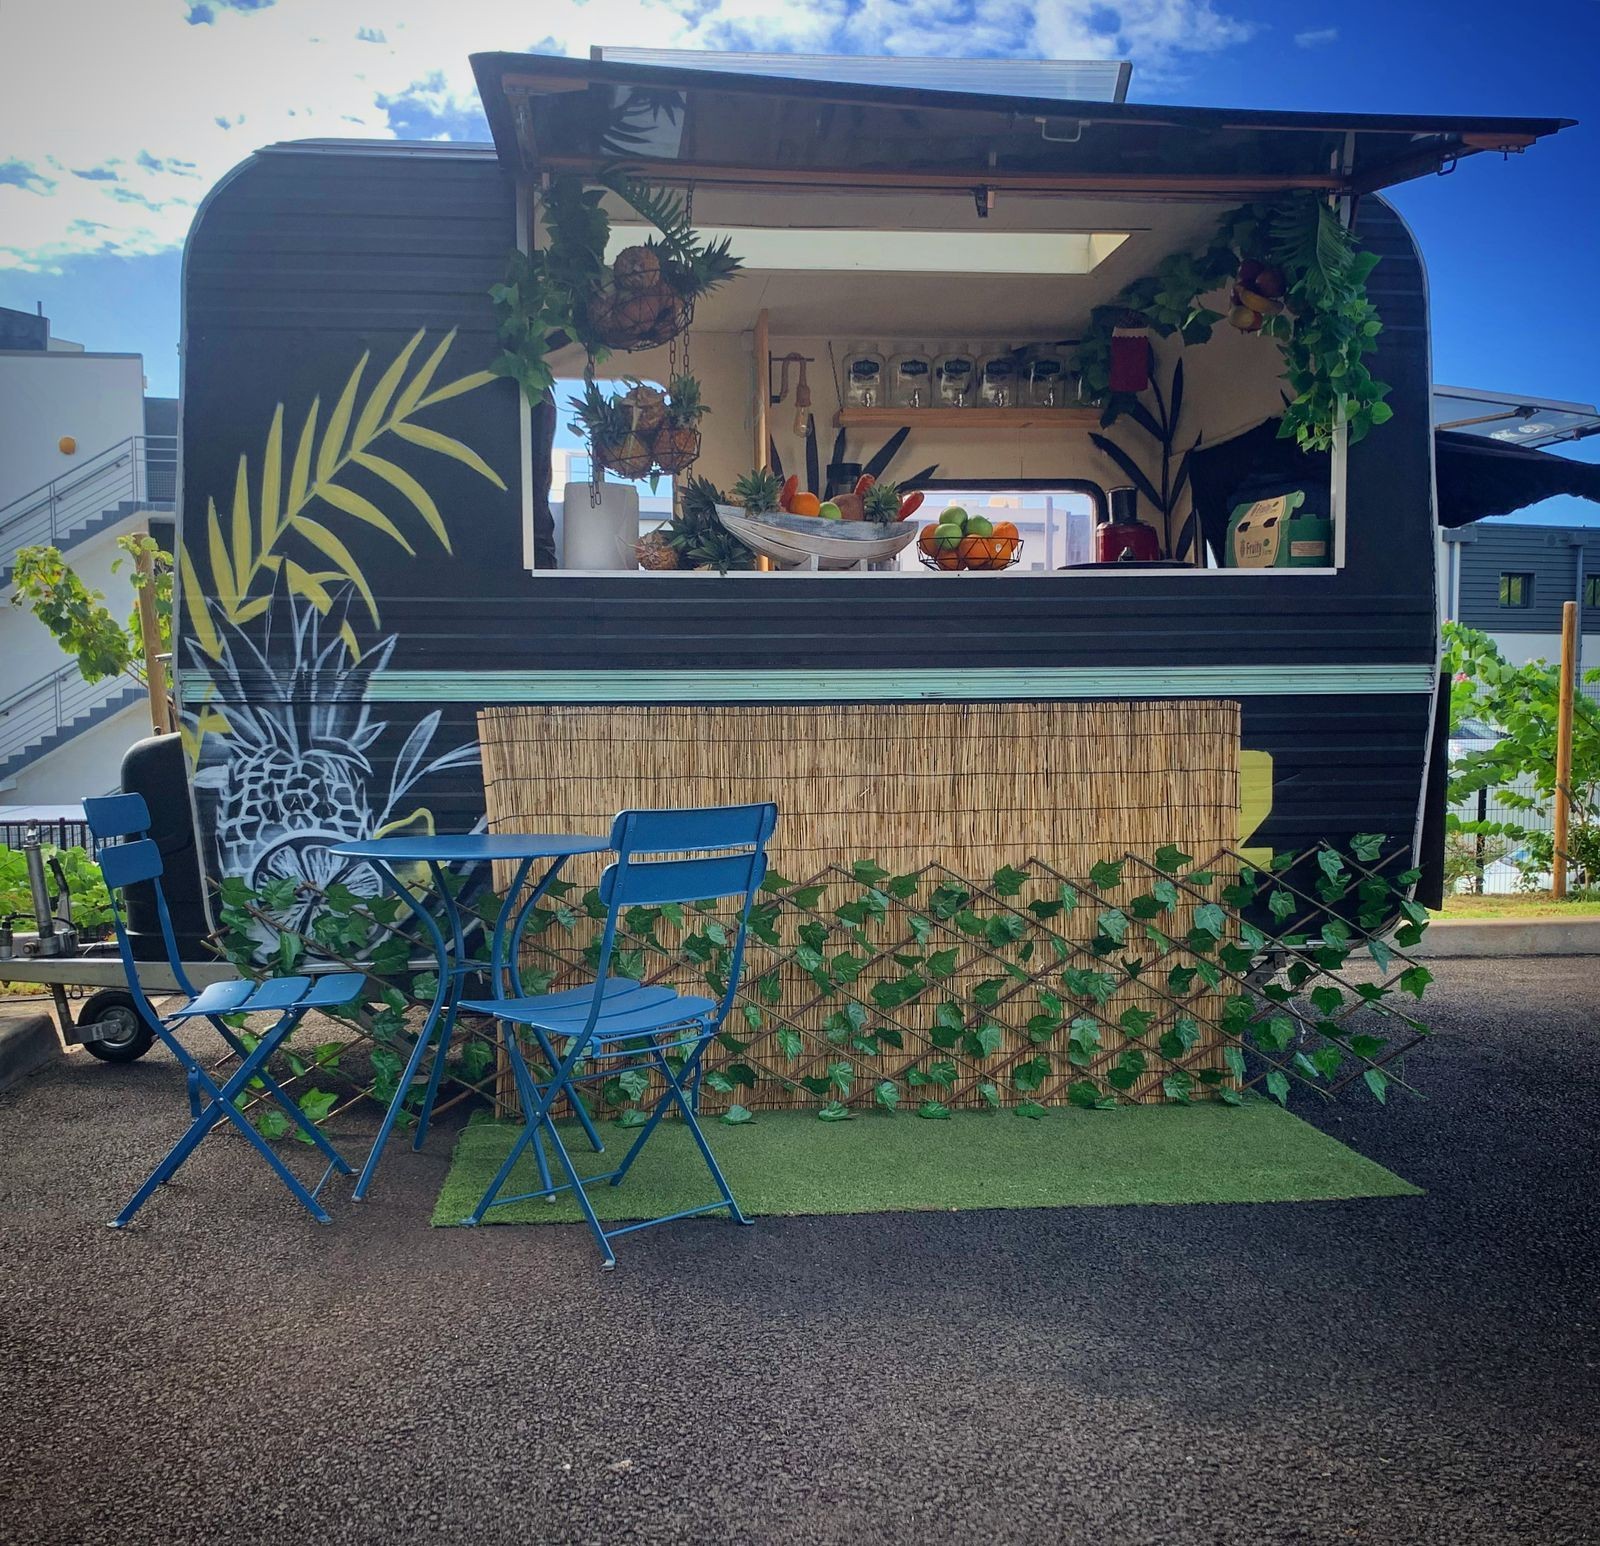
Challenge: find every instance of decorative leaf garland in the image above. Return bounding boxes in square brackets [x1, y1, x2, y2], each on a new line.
[1073, 192, 1389, 453]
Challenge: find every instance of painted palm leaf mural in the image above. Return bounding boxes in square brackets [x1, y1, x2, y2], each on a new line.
[182, 328, 506, 891]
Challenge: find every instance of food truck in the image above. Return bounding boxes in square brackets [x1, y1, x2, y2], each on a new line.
[171, 48, 1576, 916]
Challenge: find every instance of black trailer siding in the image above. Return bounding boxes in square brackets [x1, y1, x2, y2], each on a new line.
[176, 142, 1440, 893]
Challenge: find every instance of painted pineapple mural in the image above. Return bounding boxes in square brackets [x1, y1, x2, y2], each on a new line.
[182, 329, 506, 897]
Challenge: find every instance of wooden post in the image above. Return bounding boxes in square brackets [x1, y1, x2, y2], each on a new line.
[135, 537, 171, 735]
[1552, 599, 1578, 898]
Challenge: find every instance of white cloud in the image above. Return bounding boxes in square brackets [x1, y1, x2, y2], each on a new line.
[1294, 27, 1340, 48]
[0, 0, 1254, 273]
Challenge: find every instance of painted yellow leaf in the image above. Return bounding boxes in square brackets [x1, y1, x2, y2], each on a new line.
[391, 420, 507, 489]
[338, 620, 361, 661]
[418, 368, 499, 410]
[393, 329, 457, 419]
[233, 596, 272, 624]
[205, 500, 238, 615]
[289, 515, 379, 623]
[230, 455, 252, 598]
[288, 396, 320, 520]
[351, 451, 448, 551]
[317, 350, 369, 482]
[259, 404, 283, 551]
[315, 480, 415, 553]
[352, 329, 423, 450]
[179, 544, 222, 660]
[284, 559, 335, 611]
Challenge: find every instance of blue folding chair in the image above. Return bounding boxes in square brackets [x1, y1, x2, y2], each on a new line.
[460, 803, 778, 1266]
[84, 795, 365, 1228]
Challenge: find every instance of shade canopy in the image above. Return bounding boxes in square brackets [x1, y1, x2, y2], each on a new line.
[1434, 430, 1600, 529]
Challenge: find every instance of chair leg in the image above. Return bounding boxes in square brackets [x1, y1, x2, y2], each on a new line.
[528, 1023, 604, 1154]
[500, 1022, 553, 1197]
[113, 1018, 337, 1228]
[541, 1111, 616, 1269]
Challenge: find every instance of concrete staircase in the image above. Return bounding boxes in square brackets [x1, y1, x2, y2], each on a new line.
[0, 662, 145, 787]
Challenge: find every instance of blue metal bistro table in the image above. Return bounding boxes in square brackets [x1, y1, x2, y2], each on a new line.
[330, 833, 610, 1200]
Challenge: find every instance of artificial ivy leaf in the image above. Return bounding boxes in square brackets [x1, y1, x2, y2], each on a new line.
[1217, 1086, 1245, 1106]
[849, 1035, 880, 1058]
[703, 1071, 735, 1094]
[724, 1063, 758, 1089]
[908, 914, 933, 944]
[1349, 1033, 1389, 1060]
[617, 1067, 652, 1102]
[1088, 859, 1125, 892]
[1026, 1013, 1060, 1046]
[1363, 1067, 1389, 1104]
[795, 945, 824, 972]
[874, 1079, 900, 1113]
[1068, 1016, 1102, 1066]
[1012, 1054, 1052, 1093]
[1129, 893, 1164, 921]
[824, 1003, 869, 1044]
[917, 1100, 952, 1120]
[742, 1004, 764, 1032]
[1267, 888, 1295, 923]
[1154, 844, 1193, 873]
[1316, 849, 1346, 884]
[992, 864, 1030, 897]
[1311, 1045, 1344, 1079]
[1027, 899, 1063, 921]
[1118, 1006, 1155, 1040]
[817, 1101, 854, 1122]
[964, 1022, 1004, 1060]
[984, 912, 1027, 949]
[977, 1080, 1000, 1109]
[927, 948, 960, 978]
[761, 869, 796, 894]
[928, 884, 970, 920]
[1223, 1046, 1247, 1082]
[616, 1109, 650, 1128]
[954, 908, 988, 938]
[1167, 965, 1197, 995]
[721, 1104, 755, 1125]
[826, 1060, 853, 1098]
[1157, 1017, 1200, 1061]
[1252, 1016, 1297, 1054]
[972, 977, 1007, 1008]
[830, 952, 867, 985]
[1151, 878, 1180, 912]
[1014, 1101, 1048, 1120]
[884, 873, 920, 900]
[1350, 832, 1385, 864]
[1291, 1052, 1322, 1083]
[1265, 1070, 1291, 1107]
[775, 1028, 804, 1062]
[1309, 986, 1343, 1016]
[1162, 1071, 1193, 1104]
[851, 859, 890, 886]
[1062, 967, 1117, 1005]
[1192, 903, 1227, 939]
[1399, 965, 1433, 1000]
[790, 885, 826, 911]
[1218, 942, 1255, 974]
[1106, 1050, 1147, 1091]
[1067, 1079, 1115, 1110]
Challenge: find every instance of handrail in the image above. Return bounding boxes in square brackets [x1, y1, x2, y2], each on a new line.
[0, 659, 139, 773]
[0, 435, 177, 582]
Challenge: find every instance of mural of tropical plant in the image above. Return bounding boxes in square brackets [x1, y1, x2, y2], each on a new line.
[181, 326, 504, 664]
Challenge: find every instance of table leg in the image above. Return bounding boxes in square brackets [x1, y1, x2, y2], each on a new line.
[352, 860, 452, 1202]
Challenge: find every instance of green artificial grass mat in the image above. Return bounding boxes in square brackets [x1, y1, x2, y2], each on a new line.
[431, 1103, 1419, 1227]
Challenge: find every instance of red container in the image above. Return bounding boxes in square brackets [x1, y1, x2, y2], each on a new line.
[1095, 486, 1162, 563]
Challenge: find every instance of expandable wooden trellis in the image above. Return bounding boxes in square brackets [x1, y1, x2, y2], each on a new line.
[477, 700, 1243, 1110]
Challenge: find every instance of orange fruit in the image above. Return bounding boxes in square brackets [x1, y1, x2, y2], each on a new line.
[918, 523, 942, 558]
[789, 492, 821, 517]
[991, 520, 1019, 543]
[957, 533, 987, 568]
[990, 536, 1019, 567]
[936, 548, 962, 570]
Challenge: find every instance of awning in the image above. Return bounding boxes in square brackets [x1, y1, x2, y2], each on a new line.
[1432, 384, 1600, 449]
[471, 50, 1572, 198]
[1434, 431, 1600, 529]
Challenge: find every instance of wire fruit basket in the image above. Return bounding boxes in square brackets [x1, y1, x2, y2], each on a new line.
[916, 536, 1025, 572]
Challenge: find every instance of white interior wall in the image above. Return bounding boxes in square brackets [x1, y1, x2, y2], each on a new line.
[0, 353, 147, 507]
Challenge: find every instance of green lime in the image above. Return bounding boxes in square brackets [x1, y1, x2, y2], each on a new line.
[965, 514, 994, 537]
[941, 505, 969, 529]
[817, 501, 843, 521]
[933, 523, 963, 549]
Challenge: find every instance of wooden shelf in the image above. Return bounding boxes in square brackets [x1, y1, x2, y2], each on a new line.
[834, 407, 1102, 430]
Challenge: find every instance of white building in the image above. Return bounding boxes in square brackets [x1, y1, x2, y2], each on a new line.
[0, 305, 175, 812]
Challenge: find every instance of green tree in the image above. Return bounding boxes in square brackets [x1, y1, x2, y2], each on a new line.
[1443, 622, 1600, 875]
[9, 534, 172, 685]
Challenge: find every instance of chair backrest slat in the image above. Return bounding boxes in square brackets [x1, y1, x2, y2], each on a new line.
[610, 804, 777, 855]
[600, 851, 767, 909]
[83, 793, 152, 842]
[98, 838, 165, 891]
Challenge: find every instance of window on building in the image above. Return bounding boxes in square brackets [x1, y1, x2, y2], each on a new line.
[1584, 574, 1600, 609]
[1499, 572, 1533, 608]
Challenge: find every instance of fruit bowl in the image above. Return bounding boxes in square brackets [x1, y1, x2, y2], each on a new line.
[916, 536, 1024, 572]
[715, 506, 919, 569]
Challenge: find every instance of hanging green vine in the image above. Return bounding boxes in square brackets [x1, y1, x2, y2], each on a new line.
[1073, 192, 1390, 453]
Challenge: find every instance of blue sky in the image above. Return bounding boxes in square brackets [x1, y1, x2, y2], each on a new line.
[3, 0, 1597, 520]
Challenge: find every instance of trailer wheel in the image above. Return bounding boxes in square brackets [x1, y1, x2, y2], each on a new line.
[79, 991, 156, 1063]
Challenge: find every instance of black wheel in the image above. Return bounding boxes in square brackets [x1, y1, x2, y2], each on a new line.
[79, 990, 156, 1063]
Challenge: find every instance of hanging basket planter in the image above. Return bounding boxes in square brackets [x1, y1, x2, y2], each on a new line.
[586, 279, 694, 353]
[594, 434, 656, 480]
[649, 425, 702, 474]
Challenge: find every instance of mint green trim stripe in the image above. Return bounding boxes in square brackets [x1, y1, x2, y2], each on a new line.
[297, 664, 1433, 703]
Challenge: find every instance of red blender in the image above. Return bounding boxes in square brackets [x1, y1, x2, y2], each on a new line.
[1095, 486, 1162, 563]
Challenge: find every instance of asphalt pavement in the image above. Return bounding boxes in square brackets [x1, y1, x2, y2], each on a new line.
[1, 957, 1596, 1545]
